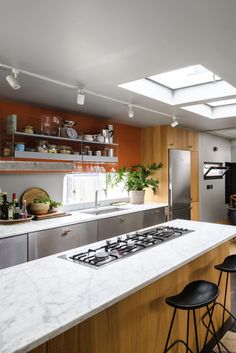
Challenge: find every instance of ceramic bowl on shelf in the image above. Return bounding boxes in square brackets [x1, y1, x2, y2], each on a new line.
[83, 134, 94, 141]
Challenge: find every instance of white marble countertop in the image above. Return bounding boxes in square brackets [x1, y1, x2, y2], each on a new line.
[1, 219, 236, 353]
[0, 202, 167, 239]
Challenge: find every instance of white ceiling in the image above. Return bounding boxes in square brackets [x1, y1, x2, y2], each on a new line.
[1, 0, 236, 133]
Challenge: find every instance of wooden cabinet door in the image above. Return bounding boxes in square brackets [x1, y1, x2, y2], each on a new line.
[190, 151, 199, 202]
[188, 131, 199, 151]
[191, 202, 199, 221]
[165, 126, 188, 150]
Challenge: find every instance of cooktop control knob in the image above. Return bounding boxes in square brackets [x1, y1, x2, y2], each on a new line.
[117, 236, 122, 242]
[106, 239, 111, 245]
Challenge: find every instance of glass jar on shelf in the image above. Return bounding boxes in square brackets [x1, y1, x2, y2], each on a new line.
[24, 125, 34, 134]
[47, 144, 57, 153]
[3, 142, 12, 157]
[37, 140, 48, 153]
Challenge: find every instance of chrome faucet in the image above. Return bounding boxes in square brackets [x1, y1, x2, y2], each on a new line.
[95, 189, 103, 209]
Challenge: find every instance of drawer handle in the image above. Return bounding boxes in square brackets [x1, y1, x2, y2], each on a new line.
[119, 217, 127, 222]
[62, 229, 72, 236]
[154, 210, 160, 214]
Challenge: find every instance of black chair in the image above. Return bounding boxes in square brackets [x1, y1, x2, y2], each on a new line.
[163, 280, 222, 353]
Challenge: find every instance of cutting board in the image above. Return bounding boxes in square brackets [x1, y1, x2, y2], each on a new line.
[21, 187, 49, 208]
[33, 211, 71, 221]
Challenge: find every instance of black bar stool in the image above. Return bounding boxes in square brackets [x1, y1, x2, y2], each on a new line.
[215, 254, 236, 328]
[163, 280, 222, 353]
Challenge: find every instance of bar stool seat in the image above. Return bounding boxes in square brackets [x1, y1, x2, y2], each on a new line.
[166, 280, 219, 310]
[163, 280, 221, 353]
[215, 254, 236, 273]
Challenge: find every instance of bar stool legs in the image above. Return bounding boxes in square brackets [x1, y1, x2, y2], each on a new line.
[163, 280, 221, 353]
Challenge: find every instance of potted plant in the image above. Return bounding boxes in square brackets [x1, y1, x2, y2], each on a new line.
[50, 200, 62, 212]
[30, 197, 62, 215]
[30, 197, 51, 215]
[107, 163, 163, 204]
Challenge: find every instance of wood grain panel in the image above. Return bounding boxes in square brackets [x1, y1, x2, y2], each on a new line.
[165, 126, 188, 150]
[28, 344, 46, 353]
[191, 201, 199, 221]
[44, 243, 230, 353]
[188, 131, 199, 151]
[141, 126, 163, 203]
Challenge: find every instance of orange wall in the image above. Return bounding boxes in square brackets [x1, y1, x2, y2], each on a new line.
[0, 100, 141, 169]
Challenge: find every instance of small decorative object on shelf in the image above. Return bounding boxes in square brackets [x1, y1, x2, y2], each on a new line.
[24, 125, 34, 134]
[7, 114, 17, 134]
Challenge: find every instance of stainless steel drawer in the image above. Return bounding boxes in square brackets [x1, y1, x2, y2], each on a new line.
[28, 221, 97, 260]
[0, 234, 27, 269]
[142, 207, 166, 228]
[97, 212, 143, 240]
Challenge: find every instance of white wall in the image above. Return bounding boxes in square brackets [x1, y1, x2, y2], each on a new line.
[0, 173, 65, 203]
[199, 133, 231, 222]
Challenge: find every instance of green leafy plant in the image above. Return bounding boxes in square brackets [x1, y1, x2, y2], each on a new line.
[32, 197, 62, 208]
[50, 200, 62, 208]
[106, 163, 163, 194]
[32, 197, 50, 204]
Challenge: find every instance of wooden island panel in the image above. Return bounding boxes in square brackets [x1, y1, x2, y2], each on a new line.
[39, 242, 230, 353]
[29, 345, 46, 353]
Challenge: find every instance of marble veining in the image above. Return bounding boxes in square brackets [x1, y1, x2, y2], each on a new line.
[0, 202, 167, 239]
[0, 220, 236, 353]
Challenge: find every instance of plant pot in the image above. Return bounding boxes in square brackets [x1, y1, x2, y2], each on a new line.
[129, 190, 145, 204]
[30, 202, 50, 215]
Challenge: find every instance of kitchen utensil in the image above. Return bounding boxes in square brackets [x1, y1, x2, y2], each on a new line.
[107, 125, 114, 143]
[61, 120, 76, 127]
[108, 148, 114, 157]
[21, 188, 49, 208]
[102, 129, 110, 143]
[93, 134, 104, 142]
[84, 134, 94, 141]
[60, 127, 78, 139]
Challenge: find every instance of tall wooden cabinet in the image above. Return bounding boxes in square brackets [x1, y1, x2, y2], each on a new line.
[141, 125, 199, 221]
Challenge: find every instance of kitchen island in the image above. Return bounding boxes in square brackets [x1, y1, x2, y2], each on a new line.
[1, 219, 236, 353]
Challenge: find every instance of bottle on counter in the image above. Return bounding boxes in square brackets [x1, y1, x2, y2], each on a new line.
[8, 203, 14, 220]
[12, 193, 17, 206]
[20, 199, 28, 219]
[1, 192, 9, 220]
[13, 199, 20, 219]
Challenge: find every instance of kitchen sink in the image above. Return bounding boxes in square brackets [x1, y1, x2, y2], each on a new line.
[80, 206, 129, 216]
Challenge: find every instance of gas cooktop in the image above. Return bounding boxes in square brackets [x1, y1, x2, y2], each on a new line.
[59, 225, 194, 269]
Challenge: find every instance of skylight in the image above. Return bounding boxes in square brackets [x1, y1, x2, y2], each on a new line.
[148, 65, 221, 89]
[118, 64, 236, 111]
[207, 98, 236, 107]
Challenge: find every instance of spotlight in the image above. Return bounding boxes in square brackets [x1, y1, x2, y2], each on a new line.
[171, 116, 179, 128]
[128, 104, 134, 118]
[6, 69, 21, 90]
[77, 89, 85, 105]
